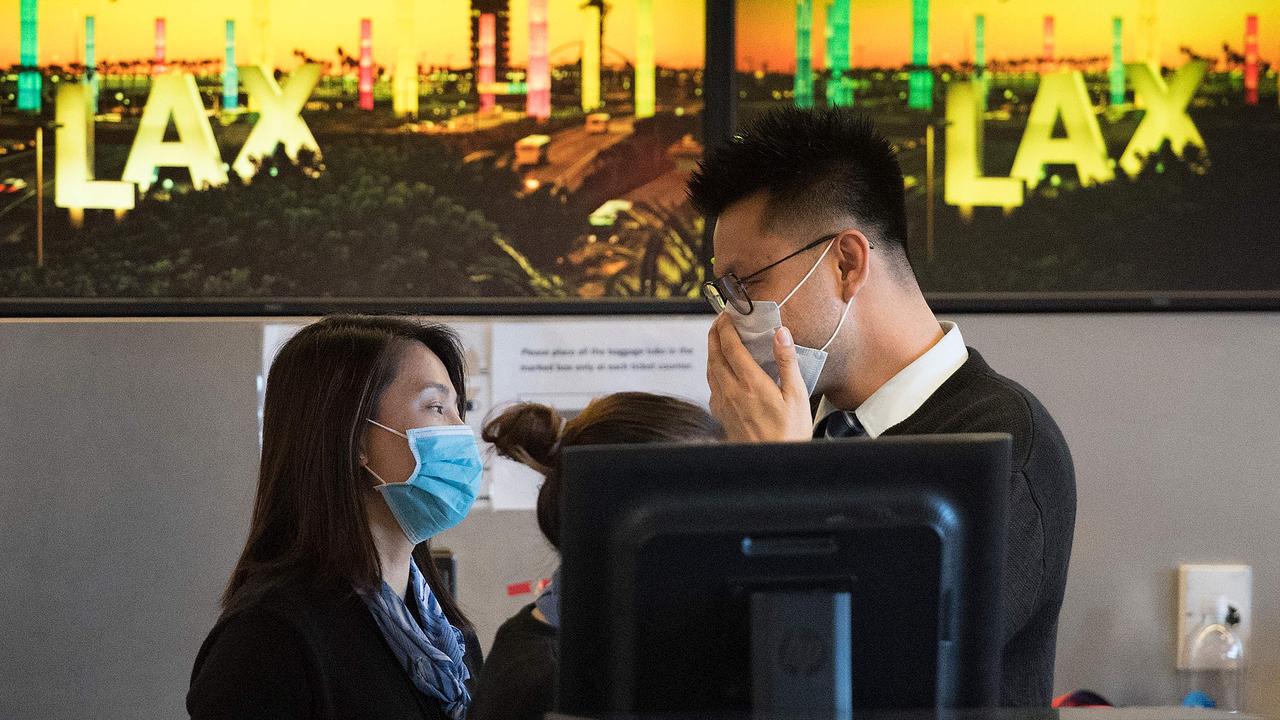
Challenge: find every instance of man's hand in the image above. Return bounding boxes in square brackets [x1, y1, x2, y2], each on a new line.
[707, 312, 814, 442]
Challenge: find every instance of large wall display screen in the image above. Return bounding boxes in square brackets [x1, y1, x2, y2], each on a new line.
[0, 0, 705, 305]
[1, 1, 1277, 310]
[736, 0, 1279, 295]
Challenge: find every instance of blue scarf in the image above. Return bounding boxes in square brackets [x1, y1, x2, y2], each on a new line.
[534, 567, 561, 629]
[360, 560, 471, 719]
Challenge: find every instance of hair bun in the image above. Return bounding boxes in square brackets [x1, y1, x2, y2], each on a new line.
[481, 403, 563, 475]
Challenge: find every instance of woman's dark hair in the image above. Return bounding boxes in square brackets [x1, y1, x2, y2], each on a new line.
[222, 314, 472, 630]
[482, 392, 724, 550]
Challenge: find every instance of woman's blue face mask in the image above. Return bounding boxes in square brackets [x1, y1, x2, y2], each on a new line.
[364, 420, 483, 544]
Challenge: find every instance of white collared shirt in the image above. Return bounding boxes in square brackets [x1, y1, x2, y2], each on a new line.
[813, 321, 968, 438]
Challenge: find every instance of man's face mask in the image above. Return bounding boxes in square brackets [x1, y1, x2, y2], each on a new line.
[723, 238, 853, 396]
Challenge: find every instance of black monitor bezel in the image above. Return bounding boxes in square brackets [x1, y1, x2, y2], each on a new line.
[557, 434, 1013, 714]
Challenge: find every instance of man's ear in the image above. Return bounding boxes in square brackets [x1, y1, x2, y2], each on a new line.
[834, 228, 872, 301]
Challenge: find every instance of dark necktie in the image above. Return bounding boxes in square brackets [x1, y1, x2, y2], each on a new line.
[814, 410, 867, 439]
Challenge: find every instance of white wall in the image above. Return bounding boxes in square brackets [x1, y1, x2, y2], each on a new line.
[1, 313, 1277, 718]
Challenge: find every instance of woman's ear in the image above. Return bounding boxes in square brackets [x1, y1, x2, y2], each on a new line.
[834, 228, 872, 301]
[357, 427, 371, 467]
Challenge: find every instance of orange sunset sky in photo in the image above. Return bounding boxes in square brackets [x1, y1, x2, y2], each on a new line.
[1, 0, 1276, 71]
[739, 0, 1279, 71]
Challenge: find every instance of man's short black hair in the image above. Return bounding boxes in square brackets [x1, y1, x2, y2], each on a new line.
[688, 107, 912, 274]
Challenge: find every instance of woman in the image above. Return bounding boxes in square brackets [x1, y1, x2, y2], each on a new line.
[470, 392, 723, 720]
[188, 315, 483, 720]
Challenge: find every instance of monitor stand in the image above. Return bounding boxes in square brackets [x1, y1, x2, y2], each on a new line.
[751, 591, 853, 720]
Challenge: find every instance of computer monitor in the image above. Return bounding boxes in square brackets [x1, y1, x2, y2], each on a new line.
[557, 434, 1011, 717]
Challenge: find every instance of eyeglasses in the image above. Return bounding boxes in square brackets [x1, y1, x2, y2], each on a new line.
[702, 232, 842, 316]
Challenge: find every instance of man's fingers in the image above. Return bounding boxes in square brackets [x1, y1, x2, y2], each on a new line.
[708, 366, 729, 417]
[707, 314, 739, 387]
[714, 313, 768, 386]
[773, 326, 808, 401]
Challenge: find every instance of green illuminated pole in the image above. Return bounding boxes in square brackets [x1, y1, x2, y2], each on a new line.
[975, 14, 985, 79]
[974, 14, 986, 117]
[909, 0, 932, 110]
[1110, 17, 1125, 106]
[224, 20, 239, 111]
[86, 15, 98, 113]
[826, 0, 852, 106]
[794, 0, 813, 108]
[19, 0, 41, 112]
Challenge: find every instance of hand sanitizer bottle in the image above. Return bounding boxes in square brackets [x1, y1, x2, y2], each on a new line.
[1179, 595, 1245, 712]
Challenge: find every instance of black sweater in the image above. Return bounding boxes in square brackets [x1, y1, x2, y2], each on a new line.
[878, 348, 1076, 708]
[187, 578, 483, 720]
[470, 604, 559, 720]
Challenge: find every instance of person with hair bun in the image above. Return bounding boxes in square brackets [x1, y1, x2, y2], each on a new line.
[469, 392, 723, 720]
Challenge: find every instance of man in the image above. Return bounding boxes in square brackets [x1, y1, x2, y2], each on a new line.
[688, 108, 1075, 707]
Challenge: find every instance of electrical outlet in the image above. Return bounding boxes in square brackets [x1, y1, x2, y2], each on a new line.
[1177, 563, 1251, 669]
